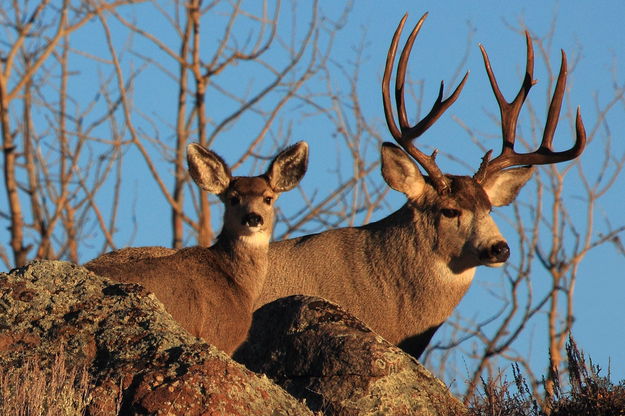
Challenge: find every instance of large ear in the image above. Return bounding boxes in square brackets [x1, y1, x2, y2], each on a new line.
[187, 143, 232, 195]
[380, 142, 426, 199]
[482, 166, 534, 207]
[266, 141, 309, 192]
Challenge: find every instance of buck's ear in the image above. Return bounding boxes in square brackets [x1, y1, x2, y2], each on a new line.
[187, 143, 232, 195]
[266, 141, 309, 193]
[381, 142, 426, 199]
[482, 166, 534, 207]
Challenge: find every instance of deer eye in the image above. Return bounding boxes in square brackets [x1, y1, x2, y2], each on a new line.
[263, 196, 273, 205]
[441, 208, 461, 218]
[230, 195, 240, 206]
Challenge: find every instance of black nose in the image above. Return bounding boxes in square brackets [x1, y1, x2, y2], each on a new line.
[489, 241, 510, 263]
[242, 213, 263, 227]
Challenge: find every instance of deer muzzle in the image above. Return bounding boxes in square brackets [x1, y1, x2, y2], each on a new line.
[480, 240, 510, 264]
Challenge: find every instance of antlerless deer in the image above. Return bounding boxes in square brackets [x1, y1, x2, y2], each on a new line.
[85, 142, 308, 355]
[255, 13, 587, 358]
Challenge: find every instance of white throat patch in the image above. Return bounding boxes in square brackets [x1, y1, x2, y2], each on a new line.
[238, 232, 270, 247]
[434, 260, 476, 286]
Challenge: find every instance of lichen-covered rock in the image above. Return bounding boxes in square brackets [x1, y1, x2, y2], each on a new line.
[235, 295, 466, 416]
[0, 261, 312, 415]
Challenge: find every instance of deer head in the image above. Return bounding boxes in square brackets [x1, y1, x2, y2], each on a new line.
[381, 13, 586, 270]
[187, 142, 309, 246]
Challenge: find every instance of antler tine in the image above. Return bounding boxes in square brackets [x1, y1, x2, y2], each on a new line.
[382, 13, 469, 194]
[540, 50, 587, 162]
[475, 33, 587, 182]
[474, 31, 535, 181]
[382, 13, 410, 142]
[395, 14, 425, 132]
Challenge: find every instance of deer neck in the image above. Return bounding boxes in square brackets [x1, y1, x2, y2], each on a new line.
[362, 203, 476, 312]
[212, 233, 269, 300]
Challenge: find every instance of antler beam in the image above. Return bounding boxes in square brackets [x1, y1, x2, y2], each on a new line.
[474, 31, 587, 183]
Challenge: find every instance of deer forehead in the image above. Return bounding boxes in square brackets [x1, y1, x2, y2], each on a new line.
[425, 175, 492, 212]
[228, 176, 276, 197]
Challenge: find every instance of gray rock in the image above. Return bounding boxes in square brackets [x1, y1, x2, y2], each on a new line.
[235, 295, 466, 416]
[0, 260, 312, 415]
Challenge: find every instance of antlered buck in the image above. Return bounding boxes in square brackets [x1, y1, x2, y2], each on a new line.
[86, 142, 308, 355]
[255, 13, 586, 358]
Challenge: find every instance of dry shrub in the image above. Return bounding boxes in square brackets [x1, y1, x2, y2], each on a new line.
[466, 364, 541, 416]
[549, 339, 625, 416]
[468, 338, 625, 416]
[0, 349, 91, 416]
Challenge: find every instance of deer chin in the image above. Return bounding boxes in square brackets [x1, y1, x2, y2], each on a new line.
[238, 230, 270, 247]
[483, 260, 506, 268]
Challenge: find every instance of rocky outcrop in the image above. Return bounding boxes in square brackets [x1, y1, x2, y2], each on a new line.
[235, 295, 466, 416]
[0, 261, 312, 415]
[0, 261, 466, 415]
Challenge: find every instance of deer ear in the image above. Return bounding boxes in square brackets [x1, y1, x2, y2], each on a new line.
[186, 143, 232, 194]
[266, 141, 309, 193]
[482, 166, 534, 207]
[381, 142, 426, 199]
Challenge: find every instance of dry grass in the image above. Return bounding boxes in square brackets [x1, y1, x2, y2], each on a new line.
[0, 349, 91, 416]
[467, 338, 625, 416]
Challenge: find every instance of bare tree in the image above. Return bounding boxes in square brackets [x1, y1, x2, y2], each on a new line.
[100, 0, 378, 251]
[1, 1, 373, 268]
[0, 0, 143, 268]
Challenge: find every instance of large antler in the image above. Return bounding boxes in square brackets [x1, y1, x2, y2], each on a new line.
[382, 13, 469, 195]
[473, 31, 587, 183]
